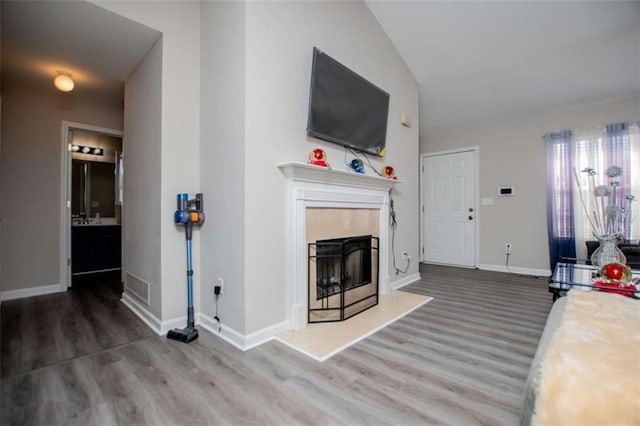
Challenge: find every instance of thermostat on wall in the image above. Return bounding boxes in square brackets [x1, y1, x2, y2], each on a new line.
[499, 186, 515, 196]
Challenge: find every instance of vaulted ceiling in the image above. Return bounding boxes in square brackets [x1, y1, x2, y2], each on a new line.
[2, 1, 639, 134]
[368, 1, 640, 132]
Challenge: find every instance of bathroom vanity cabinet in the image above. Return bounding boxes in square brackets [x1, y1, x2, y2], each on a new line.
[71, 224, 121, 274]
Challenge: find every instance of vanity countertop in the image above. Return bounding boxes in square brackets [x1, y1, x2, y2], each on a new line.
[72, 217, 120, 227]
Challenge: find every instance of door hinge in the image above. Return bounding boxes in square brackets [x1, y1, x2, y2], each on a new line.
[67, 200, 71, 208]
[67, 258, 71, 266]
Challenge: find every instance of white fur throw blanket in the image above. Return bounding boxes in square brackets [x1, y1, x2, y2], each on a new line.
[533, 291, 640, 425]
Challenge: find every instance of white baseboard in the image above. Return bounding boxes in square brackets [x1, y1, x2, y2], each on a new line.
[198, 313, 289, 351]
[121, 292, 162, 335]
[120, 294, 240, 342]
[478, 263, 551, 278]
[121, 293, 291, 351]
[1, 283, 66, 301]
[390, 272, 421, 291]
[198, 313, 246, 350]
[244, 320, 289, 350]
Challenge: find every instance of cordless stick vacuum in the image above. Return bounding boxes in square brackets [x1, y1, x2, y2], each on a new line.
[167, 193, 205, 343]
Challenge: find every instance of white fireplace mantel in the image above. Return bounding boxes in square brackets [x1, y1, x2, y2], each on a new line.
[278, 162, 401, 330]
[277, 162, 401, 191]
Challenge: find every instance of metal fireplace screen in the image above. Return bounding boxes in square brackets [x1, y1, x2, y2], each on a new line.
[308, 235, 379, 323]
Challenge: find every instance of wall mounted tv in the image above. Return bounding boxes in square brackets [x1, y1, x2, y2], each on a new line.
[306, 47, 390, 157]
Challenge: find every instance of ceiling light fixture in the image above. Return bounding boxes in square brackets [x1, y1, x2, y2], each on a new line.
[54, 71, 75, 92]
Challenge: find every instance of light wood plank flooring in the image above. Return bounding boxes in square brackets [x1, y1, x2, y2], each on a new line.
[1, 264, 552, 425]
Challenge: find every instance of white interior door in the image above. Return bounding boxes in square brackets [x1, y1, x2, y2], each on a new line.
[422, 150, 476, 267]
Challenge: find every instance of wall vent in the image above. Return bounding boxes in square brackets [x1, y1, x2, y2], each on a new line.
[125, 271, 150, 305]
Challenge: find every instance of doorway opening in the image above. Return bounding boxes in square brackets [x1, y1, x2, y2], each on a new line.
[61, 122, 123, 288]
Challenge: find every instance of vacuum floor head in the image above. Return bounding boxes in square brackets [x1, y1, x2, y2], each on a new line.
[167, 327, 199, 343]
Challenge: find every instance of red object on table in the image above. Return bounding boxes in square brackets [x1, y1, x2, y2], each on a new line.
[603, 263, 625, 280]
[593, 280, 636, 297]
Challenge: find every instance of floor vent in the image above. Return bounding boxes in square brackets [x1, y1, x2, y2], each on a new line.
[125, 272, 150, 305]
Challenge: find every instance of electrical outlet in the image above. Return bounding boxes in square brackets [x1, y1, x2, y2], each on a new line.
[505, 243, 512, 255]
[215, 277, 224, 295]
[402, 251, 411, 260]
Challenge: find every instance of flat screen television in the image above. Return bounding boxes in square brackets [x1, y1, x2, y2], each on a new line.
[306, 47, 390, 157]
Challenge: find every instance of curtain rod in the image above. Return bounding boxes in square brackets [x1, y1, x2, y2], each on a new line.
[542, 120, 640, 139]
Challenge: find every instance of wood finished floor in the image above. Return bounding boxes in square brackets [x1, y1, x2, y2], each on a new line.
[1, 264, 552, 425]
[1, 271, 156, 378]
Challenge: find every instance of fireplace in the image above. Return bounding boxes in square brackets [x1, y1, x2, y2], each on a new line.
[278, 162, 398, 330]
[308, 235, 379, 323]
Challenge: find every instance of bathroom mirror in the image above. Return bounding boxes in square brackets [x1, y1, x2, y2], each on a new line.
[72, 160, 116, 218]
[70, 129, 123, 221]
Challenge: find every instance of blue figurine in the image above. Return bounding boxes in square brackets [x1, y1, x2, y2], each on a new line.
[350, 158, 364, 174]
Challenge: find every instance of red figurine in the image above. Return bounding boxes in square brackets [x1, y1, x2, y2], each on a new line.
[309, 148, 329, 167]
[382, 166, 397, 179]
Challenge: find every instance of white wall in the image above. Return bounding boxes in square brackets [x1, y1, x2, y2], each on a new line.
[0, 78, 122, 293]
[95, 1, 201, 323]
[92, 1, 419, 339]
[243, 1, 420, 333]
[199, 1, 247, 333]
[423, 94, 640, 273]
[3, 1, 418, 339]
[123, 38, 162, 317]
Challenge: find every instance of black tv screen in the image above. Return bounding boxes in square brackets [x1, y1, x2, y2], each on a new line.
[307, 47, 390, 157]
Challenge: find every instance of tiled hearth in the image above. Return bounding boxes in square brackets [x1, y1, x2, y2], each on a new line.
[278, 162, 399, 330]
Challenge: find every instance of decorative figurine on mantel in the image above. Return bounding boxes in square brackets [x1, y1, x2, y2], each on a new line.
[308, 148, 329, 167]
[349, 158, 364, 174]
[382, 165, 398, 179]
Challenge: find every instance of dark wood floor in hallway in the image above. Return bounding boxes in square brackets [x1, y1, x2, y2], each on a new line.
[1, 271, 156, 379]
[1, 264, 552, 425]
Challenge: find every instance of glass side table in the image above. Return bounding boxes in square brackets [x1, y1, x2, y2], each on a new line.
[548, 262, 640, 302]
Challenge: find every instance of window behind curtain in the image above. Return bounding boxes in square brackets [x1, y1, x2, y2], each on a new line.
[547, 122, 640, 265]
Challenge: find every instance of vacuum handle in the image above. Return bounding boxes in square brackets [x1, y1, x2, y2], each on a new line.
[177, 193, 188, 211]
[185, 222, 193, 240]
